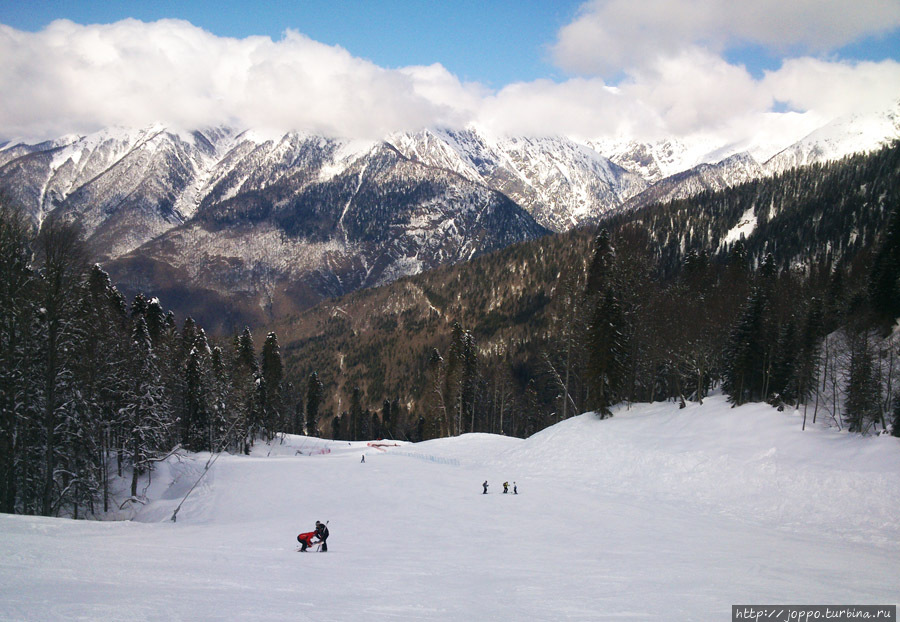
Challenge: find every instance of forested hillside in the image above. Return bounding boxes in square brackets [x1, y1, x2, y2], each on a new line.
[277, 142, 900, 438]
[3, 143, 900, 518]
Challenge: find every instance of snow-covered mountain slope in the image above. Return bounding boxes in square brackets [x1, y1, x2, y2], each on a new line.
[1, 102, 896, 245]
[0, 126, 239, 258]
[620, 151, 766, 210]
[765, 102, 900, 172]
[0, 103, 896, 330]
[589, 135, 723, 184]
[105, 142, 548, 331]
[1, 396, 897, 620]
[390, 128, 648, 231]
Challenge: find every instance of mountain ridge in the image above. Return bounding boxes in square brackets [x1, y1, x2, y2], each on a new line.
[0, 102, 897, 331]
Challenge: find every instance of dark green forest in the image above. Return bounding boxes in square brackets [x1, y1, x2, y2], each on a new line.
[279, 142, 900, 438]
[2, 142, 900, 518]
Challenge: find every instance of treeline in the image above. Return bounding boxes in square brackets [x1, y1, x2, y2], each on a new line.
[0, 204, 339, 518]
[414, 210, 900, 440]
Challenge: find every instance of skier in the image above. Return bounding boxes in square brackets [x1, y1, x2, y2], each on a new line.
[513, 482, 518, 494]
[361, 455, 365, 463]
[482, 480, 488, 494]
[503, 481, 509, 494]
[315, 520, 329, 552]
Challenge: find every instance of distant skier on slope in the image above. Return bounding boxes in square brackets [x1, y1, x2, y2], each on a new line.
[503, 481, 509, 494]
[483, 480, 488, 494]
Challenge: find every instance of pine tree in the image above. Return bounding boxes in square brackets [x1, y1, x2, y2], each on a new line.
[381, 399, 392, 440]
[844, 330, 882, 434]
[145, 298, 166, 347]
[349, 387, 363, 441]
[124, 316, 170, 498]
[722, 287, 768, 405]
[306, 372, 323, 437]
[0, 203, 36, 513]
[425, 348, 447, 437]
[231, 327, 258, 450]
[462, 331, 478, 433]
[130, 293, 148, 321]
[208, 346, 232, 450]
[585, 228, 614, 298]
[586, 287, 628, 418]
[183, 347, 210, 451]
[868, 199, 900, 323]
[260, 332, 284, 439]
[359, 408, 371, 440]
[330, 413, 341, 440]
[33, 215, 89, 516]
[795, 299, 824, 408]
[892, 394, 900, 438]
[445, 323, 466, 435]
[769, 318, 798, 405]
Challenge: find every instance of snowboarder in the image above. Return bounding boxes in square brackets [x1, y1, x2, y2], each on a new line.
[315, 520, 329, 552]
[482, 480, 488, 494]
[513, 482, 518, 494]
[503, 481, 509, 494]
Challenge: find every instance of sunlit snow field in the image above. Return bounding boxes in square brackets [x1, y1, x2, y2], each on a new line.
[1, 395, 898, 621]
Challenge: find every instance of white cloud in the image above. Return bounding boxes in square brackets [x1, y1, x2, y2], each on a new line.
[551, 0, 900, 77]
[0, 16, 897, 158]
[762, 57, 900, 117]
[0, 19, 471, 141]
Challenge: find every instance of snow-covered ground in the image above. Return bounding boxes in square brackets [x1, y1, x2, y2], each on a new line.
[1, 395, 898, 621]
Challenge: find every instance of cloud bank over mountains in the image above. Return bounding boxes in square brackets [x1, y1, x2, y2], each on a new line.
[551, 0, 900, 76]
[1, 1, 898, 156]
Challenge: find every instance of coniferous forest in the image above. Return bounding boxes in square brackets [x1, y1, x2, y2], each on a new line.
[2, 142, 900, 517]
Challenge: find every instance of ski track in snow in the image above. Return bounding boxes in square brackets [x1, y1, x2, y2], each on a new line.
[1, 395, 898, 621]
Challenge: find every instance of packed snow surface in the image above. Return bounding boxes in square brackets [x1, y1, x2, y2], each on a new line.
[1, 395, 898, 621]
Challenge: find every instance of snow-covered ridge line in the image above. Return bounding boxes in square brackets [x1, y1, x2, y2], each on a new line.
[2, 100, 896, 241]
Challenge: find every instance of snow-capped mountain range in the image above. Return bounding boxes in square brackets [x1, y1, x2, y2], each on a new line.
[0, 101, 897, 329]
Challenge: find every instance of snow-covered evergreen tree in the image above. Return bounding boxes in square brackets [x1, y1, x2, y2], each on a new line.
[261, 332, 284, 439]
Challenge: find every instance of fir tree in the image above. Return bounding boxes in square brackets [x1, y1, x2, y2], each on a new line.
[349, 387, 363, 441]
[586, 287, 628, 418]
[892, 395, 900, 438]
[306, 372, 323, 437]
[0, 203, 36, 513]
[381, 399, 392, 440]
[183, 347, 210, 451]
[260, 332, 284, 438]
[868, 199, 900, 323]
[844, 330, 882, 434]
[722, 287, 768, 405]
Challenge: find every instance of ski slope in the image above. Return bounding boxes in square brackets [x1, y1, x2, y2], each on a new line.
[1, 395, 898, 621]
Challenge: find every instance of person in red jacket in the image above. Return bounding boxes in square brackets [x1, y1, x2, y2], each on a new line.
[297, 530, 317, 552]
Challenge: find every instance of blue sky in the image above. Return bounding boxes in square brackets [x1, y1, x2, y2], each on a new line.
[0, 0, 585, 87]
[1, 1, 899, 147]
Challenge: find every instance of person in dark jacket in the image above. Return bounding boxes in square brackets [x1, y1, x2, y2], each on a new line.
[482, 480, 488, 494]
[315, 520, 329, 552]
